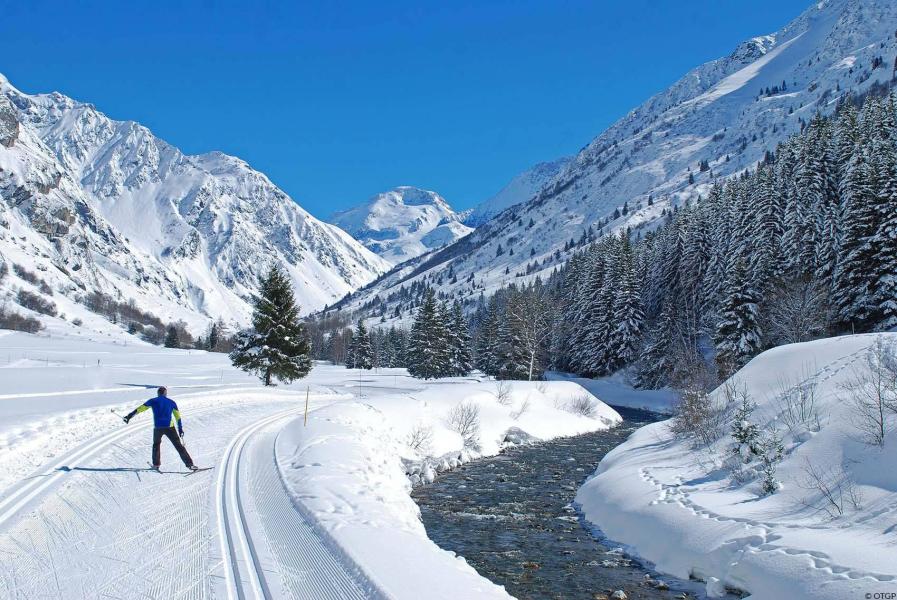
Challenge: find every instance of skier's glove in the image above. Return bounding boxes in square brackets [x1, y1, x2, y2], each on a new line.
[179, 429, 185, 439]
[123, 412, 135, 424]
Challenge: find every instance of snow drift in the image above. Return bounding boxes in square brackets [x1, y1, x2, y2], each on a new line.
[577, 334, 897, 599]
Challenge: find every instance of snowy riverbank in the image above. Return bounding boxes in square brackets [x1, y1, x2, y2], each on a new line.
[577, 334, 897, 600]
[275, 374, 622, 599]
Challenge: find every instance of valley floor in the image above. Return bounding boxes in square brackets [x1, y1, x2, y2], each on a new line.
[0, 330, 621, 599]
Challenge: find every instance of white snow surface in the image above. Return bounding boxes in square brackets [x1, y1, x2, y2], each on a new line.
[329, 186, 473, 265]
[577, 334, 897, 600]
[0, 330, 622, 598]
[0, 73, 390, 334]
[277, 373, 622, 599]
[547, 370, 681, 414]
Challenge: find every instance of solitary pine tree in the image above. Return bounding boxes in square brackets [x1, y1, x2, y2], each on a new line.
[230, 264, 311, 385]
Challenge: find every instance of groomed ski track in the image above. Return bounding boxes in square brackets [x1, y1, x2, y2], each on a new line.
[0, 393, 385, 599]
[215, 408, 379, 600]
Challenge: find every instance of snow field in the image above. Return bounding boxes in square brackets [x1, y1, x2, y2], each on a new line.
[1, 331, 632, 599]
[276, 374, 622, 599]
[577, 334, 897, 600]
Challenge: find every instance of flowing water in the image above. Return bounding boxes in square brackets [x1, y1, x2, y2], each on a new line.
[412, 407, 713, 600]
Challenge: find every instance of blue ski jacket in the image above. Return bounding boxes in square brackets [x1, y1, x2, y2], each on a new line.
[131, 395, 183, 432]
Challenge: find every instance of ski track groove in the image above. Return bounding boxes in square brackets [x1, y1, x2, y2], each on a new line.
[216, 408, 377, 600]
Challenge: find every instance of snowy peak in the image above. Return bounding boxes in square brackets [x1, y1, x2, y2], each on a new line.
[329, 186, 473, 265]
[0, 73, 390, 334]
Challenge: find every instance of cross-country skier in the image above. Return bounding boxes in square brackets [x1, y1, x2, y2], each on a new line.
[123, 386, 199, 472]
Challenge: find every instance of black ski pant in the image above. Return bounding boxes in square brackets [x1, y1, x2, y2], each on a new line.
[152, 427, 194, 468]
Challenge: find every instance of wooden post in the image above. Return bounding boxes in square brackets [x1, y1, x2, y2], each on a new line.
[304, 386, 310, 427]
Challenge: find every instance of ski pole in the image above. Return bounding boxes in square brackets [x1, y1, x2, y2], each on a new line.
[111, 408, 128, 423]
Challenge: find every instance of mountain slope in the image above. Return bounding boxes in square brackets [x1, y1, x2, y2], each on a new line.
[329, 186, 472, 265]
[329, 0, 897, 325]
[462, 157, 570, 228]
[0, 73, 389, 332]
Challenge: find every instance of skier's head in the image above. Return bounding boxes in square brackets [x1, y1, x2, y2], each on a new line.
[158, 386, 168, 397]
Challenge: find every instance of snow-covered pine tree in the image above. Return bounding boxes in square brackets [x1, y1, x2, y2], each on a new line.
[230, 264, 312, 385]
[609, 234, 644, 370]
[352, 320, 373, 370]
[730, 394, 761, 463]
[714, 258, 763, 378]
[408, 288, 448, 379]
[449, 301, 473, 376]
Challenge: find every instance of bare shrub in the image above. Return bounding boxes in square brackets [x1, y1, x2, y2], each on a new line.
[72, 317, 83, 327]
[494, 379, 512, 406]
[0, 303, 43, 333]
[447, 402, 481, 450]
[511, 396, 531, 421]
[38, 280, 53, 296]
[0, 261, 8, 282]
[671, 381, 737, 448]
[567, 394, 597, 418]
[798, 458, 863, 518]
[775, 366, 823, 435]
[842, 338, 897, 447]
[761, 275, 828, 346]
[12, 263, 39, 285]
[17, 289, 57, 317]
[407, 423, 434, 454]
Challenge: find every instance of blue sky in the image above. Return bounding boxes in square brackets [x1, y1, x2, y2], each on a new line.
[1, 0, 811, 218]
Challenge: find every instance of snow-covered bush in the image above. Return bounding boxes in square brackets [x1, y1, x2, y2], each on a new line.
[446, 401, 480, 450]
[567, 394, 597, 418]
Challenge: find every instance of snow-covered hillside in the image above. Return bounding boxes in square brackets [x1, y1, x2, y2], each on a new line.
[578, 334, 897, 599]
[329, 0, 897, 324]
[462, 157, 570, 228]
[329, 186, 472, 265]
[0, 73, 389, 334]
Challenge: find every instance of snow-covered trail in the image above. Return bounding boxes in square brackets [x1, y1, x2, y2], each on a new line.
[0, 394, 377, 600]
[214, 408, 379, 600]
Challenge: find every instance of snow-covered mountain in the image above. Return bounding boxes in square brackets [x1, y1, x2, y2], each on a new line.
[330, 0, 897, 325]
[329, 186, 472, 265]
[0, 73, 389, 332]
[462, 157, 570, 228]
